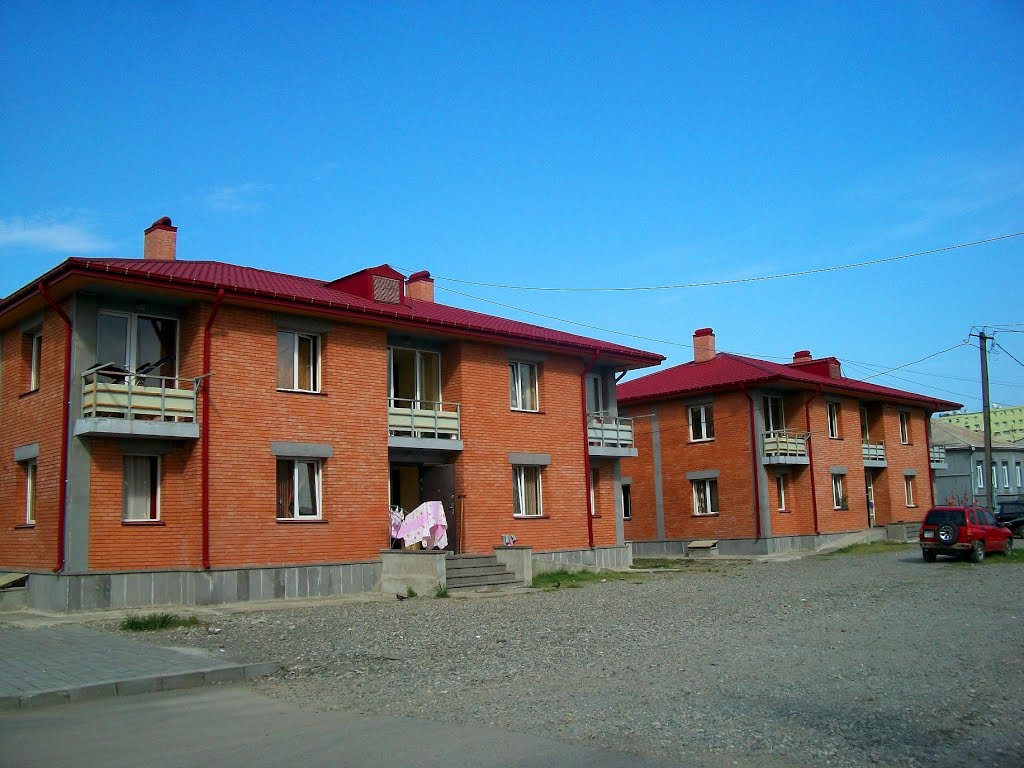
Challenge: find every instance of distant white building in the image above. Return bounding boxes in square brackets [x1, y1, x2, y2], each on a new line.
[936, 404, 1024, 444]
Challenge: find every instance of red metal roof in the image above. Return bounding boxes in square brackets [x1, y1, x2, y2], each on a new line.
[9, 257, 662, 366]
[617, 351, 961, 411]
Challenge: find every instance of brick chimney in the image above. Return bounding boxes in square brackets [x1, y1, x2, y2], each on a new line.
[793, 350, 812, 364]
[406, 270, 434, 302]
[693, 328, 716, 363]
[144, 216, 177, 261]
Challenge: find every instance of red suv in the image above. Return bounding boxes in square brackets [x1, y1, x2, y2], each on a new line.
[919, 505, 1013, 563]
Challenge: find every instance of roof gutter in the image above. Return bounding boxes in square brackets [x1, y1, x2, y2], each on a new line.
[38, 282, 72, 573]
[581, 351, 600, 548]
[201, 289, 224, 570]
[741, 384, 762, 540]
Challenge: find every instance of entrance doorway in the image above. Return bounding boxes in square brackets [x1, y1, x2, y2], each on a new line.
[388, 462, 457, 552]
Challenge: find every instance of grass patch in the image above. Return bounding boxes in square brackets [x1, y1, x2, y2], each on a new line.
[631, 557, 739, 574]
[433, 583, 449, 598]
[531, 568, 640, 591]
[406, 586, 417, 598]
[823, 540, 912, 556]
[120, 612, 202, 632]
[632, 557, 686, 569]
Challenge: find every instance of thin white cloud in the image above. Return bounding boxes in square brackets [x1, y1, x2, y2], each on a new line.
[202, 182, 273, 211]
[0, 216, 112, 253]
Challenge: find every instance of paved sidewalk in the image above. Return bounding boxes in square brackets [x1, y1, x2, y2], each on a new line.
[0, 625, 279, 710]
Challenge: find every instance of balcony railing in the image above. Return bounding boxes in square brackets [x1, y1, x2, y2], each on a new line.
[930, 445, 948, 467]
[862, 440, 887, 464]
[762, 430, 809, 462]
[81, 365, 200, 423]
[587, 412, 635, 448]
[388, 398, 461, 440]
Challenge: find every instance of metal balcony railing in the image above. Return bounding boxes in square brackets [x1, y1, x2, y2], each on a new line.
[929, 445, 947, 465]
[862, 441, 886, 462]
[587, 412, 635, 448]
[387, 398, 461, 440]
[81, 364, 200, 422]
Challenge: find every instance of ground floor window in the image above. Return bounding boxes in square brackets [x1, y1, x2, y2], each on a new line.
[775, 474, 786, 511]
[904, 477, 915, 507]
[276, 459, 322, 519]
[589, 469, 599, 516]
[692, 478, 719, 516]
[621, 483, 632, 520]
[831, 474, 846, 510]
[512, 465, 543, 517]
[25, 460, 37, 525]
[123, 455, 160, 521]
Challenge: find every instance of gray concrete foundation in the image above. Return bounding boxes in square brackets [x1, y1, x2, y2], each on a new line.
[629, 528, 888, 558]
[493, 546, 532, 586]
[531, 545, 632, 574]
[379, 550, 446, 597]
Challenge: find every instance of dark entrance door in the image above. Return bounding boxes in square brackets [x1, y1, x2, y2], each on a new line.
[421, 464, 457, 553]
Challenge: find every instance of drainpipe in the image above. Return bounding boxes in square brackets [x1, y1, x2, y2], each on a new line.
[201, 290, 224, 570]
[925, 412, 936, 508]
[741, 385, 762, 540]
[581, 351, 600, 548]
[38, 283, 72, 573]
[804, 386, 822, 535]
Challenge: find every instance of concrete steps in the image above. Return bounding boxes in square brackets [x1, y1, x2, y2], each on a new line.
[445, 554, 523, 591]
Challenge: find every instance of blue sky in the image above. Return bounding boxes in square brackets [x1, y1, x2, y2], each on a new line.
[2, 2, 1022, 411]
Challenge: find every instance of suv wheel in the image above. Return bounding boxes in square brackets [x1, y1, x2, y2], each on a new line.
[969, 541, 985, 563]
[922, 549, 937, 563]
[937, 524, 959, 544]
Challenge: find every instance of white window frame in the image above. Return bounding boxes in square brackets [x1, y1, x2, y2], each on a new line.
[1016, 462, 1023, 489]
[976, 460, 984, 489]
[589, 469, 598, 516]
[991, 462, 998, 491]
[388, 346, 442, 407]
[692, 478, 719, 516]
[28, 330, 42, 391]
[585, 373, 604, 415]
[512, 465, 543, 517]
[776, 474, 786, 511]
[122, 455, 160, 522]
[276, 330, 321, 393]
[832, 474, 845, 510]
[764, 395, 785, 432]
[25, 460, 37, 525]
[621, 483, 632, 520]
[1001, 461, 1010, 489]
[97, 310, 180, 381]
[860, 406, 870, 441]
[688, 403, 715, 442]
[899, 412, 910, 444]
[509, 361, 539, 412]
[904, 477, 915, 507]
[827, 402, 841, 439]
[276, 458, 323, 520]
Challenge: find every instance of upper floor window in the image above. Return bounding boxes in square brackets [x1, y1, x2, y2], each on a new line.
[859, 406, 870, 441]
[899, 412, 910, 444]
[277, 331, 320, 392]
[24, 330, 42, 391]
[763, 395, 785, 432]
[689, 403, 715, 441]
[97, 311, 178, 385]
[123, 455, 160, 521]
[276, 459, 322, 519]
[827, 402, 841, 439]
[509, 361, 538, 412]
[512, 465, 543, 517]
[389, 347, 440, 408]
[585, 373, 604, 415]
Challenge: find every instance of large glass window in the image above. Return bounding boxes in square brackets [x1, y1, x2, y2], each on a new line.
[97, 311, 178, 384]
[509, 361, 539, 412]
[276, 331, 320, 392]
[123, 455, 160, 521]
[276, 459, 322, 519]
[689, 404, 715, 441]
[763, 395, 785, 432]
[692, 478, 719, 516]
[389, 347, 441, 407]
[512, 465, 542, 517]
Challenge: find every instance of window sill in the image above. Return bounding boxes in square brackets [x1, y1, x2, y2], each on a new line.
[14, 523, 36, 530]
[276, 518, 328, 524]
[828, 436, 842, 441]
[689, 437, 714, 444]
[692, 513, 720, 518]
[905, 505, 918, 509]
[122, 520, 164, 526]
[778, 509, 790, 514]
[510, 408, 544, 415]
[833, 506, 849, 512]
[276, 389, 327, 396]
[512, 514, 549, 519]
[19, 389, 40, 399]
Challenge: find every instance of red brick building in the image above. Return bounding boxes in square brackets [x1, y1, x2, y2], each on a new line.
[0, 217, 661, 610]
[618, 329, 959, 555]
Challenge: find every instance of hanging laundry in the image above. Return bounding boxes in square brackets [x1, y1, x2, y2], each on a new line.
[396, 501, 448, 550]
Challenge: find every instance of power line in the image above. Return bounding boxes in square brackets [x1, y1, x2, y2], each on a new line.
[993, 342, 1024, 370]
[426, 231, 1024, 293]
[861, 343, 969, 381]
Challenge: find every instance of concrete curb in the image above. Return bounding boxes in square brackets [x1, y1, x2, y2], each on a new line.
[0, 661, 281, 712]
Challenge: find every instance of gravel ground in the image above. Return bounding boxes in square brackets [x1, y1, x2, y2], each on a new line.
[107, 548, 1023, 767]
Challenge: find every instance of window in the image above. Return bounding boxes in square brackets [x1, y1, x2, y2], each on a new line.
[512, 465, 542, 517]
[277, 331, 320, 392]
[692, 478, 719, 516]
[585, 373, 604, 415]
[509, 361, 538, 412]
[776, 474, 786, 511]
[25, 330, 42, 391]
[97, 311, 178, 385]
[827, 402, 841, 439]
[621, 483, 632, 520]
[860, 406, 870, 441]
[832, 474, 846, 509]
[904, 477, 915, 507]
[688, 404, 715, 441]
[389, 347, 441, 407]
[976, 460, 985, 489]
[1001, 461, 1010, 489]
[1016, 463, 1023, 488]
[991, 462, 997, 491]
[25, 460, 37, 525]
[899, 412, 910, 444]
[276, 459, 322, 519]
[589, 469, 599, 516]
[763, 395, 785, 432]
[123, 456, 160, 521]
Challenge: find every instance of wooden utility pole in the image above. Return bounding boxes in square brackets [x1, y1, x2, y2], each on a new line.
[979, 330, 994, 511]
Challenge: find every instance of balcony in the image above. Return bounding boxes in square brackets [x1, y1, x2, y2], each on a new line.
[588, 413, 636, 458]
[862, 440, 887, 467]
[930, 445, 948, 470]
[762, 430, 810, 465]
[387, 398, 463, 452]
[75, 365, 202, 440]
